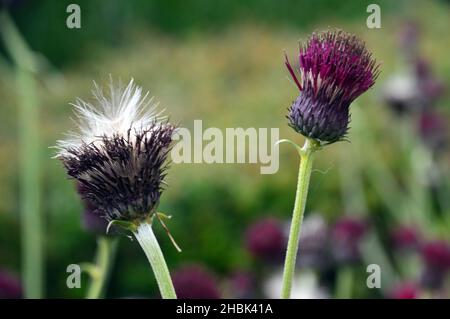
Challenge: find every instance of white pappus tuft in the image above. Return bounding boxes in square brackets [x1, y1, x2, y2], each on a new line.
[55, 78, 166, 158]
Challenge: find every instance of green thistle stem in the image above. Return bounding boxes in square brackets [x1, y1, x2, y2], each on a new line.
[133, 222, 177, 299]
[86, 237, 119, 299]
[281, 138, 318, 299]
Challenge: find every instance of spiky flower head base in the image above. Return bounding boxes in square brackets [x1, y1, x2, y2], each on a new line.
[285, 30, 379, 144]
[56, 79, 175, 224]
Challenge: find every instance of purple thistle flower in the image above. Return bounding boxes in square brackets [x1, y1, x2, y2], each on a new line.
[285, 30, 379, 144]
[245, 218, 286, 263]
[0, 270, 22, 299]
[172, 265, 221, 299]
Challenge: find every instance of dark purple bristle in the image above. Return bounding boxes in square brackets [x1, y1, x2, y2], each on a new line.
[60, 121, 176, 222]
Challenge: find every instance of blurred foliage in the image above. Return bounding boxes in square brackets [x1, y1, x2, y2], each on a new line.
[0, 0, 450, 298]
[5, 0, 402, 67]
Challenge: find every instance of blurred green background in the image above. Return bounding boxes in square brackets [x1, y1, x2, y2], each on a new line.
[0, 0, 450, 298]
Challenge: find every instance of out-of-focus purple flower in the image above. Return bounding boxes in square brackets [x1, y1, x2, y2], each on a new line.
[389, 282, 419, 299]
[391, 225, 421, 252]
[398, 21, 420, 58]
[172, 265, 221, 299]
[421, 241, 450, 270]
[297, 214, 329, 270]
[417, 111, 448, 153]
[0, 270, 22, 299]
[331, 216, 368, 264]
[415, 58, 445, 106]
[82, 207, 109, 235]
[382, 73, 421, 115]
[245, 218, 286, 263]
[383, 26, 445, 117]
[285, 30, 379, 144]
[420, 240, 450, 290]
[76, 183, 109, 235]
[226, 271, 254, 299]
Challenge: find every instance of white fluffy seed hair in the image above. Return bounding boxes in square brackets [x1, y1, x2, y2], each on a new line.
[55, 78, 166, 158]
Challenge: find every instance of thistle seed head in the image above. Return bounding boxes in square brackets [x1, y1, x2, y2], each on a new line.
[56, 79, 176, 223]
